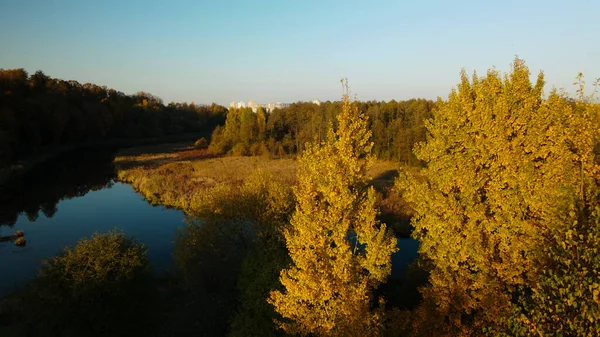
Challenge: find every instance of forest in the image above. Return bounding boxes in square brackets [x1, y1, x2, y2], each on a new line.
[209, 98, 434, 165]
[1, 59, 600, 337]
[0, 68, 227, 168]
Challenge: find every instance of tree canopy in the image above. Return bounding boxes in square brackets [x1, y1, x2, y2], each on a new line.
[209, 99, 434, 163]
[269, 83, 398, 336]
[0, 68, 227, 167]
[396, 58, 600, 335]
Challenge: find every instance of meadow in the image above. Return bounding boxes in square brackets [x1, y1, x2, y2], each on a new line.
[115, 142, 417, 237]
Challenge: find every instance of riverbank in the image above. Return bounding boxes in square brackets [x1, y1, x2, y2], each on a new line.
[115, 142, 417, 236]
[0, 141, 425, 336]
[0, 133, 208, 186]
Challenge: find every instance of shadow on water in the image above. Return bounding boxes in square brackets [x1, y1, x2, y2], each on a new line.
[0, 147, 119, 227]
[0, 152, 427, 336]
[370, 169, 400, 196]
[370, 169, 415, 237]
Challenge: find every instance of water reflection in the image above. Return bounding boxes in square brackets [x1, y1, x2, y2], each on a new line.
[0, 148, 187, 296]
[0, 148, 118, 226]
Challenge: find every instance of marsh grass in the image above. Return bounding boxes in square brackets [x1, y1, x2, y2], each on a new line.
[115, 143, 297, 213]
[115, 143, 418, 237]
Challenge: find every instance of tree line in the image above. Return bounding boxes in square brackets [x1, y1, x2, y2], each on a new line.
[209, 98, 434, 165]
[2, 60, 599, 336]
[208, 62, 600, 336]
[0, 148, 117, 226]
[0, 68, 227, 167]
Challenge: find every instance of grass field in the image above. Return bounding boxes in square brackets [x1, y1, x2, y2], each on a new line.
[115, 142, 417, 236]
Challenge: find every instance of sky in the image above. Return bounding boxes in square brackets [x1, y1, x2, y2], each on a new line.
[0, 0, 598, 105]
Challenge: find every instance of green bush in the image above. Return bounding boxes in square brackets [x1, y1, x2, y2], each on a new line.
[194, 137, 208, 149]
[7, 230, 151, 337]
[504, 201, 600, 337]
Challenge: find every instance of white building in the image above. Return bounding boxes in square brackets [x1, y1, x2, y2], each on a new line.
[248, 100, 258, 112]
[229, 100, 295, 113]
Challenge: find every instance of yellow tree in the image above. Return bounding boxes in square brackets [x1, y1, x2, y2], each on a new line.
[269, 82, 397, 336]
[396, 59, 599, 335]
[256, 106, 267, 141]
[505, 76, 600, 337]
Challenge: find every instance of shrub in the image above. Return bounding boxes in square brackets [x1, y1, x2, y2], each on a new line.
[194, 137, 208, 149]
[173, 170, 294, 334]
[10, 230, 151, 336]
[14, 237, 25, 246]
[230, 142, 249, 156]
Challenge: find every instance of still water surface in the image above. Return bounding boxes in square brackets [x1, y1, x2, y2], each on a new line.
[0, 182, 185, 295]
[0, 149, 418, 297]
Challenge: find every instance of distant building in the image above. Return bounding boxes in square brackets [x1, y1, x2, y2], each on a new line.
[248, 100, 258, 112]
[313, 99, 321, 106]
[229, 100, 294, 113]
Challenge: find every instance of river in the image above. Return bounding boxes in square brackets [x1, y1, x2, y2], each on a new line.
[0, 149, 418, 297]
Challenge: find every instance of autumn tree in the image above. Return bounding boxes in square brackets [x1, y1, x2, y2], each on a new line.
[212, 99, 434, 160]
[504, 197, 600, 337]
[503, 77, 600, 337]
[256, 107, 267, 141]
[269, 82, 398, 336]
[0, 68, 227, 167]
[396, 59, 599, 335]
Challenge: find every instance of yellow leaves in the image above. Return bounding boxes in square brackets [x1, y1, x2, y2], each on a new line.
[397, 57, 600, 333]
[269, 85, 397, 336]
[593, 287, 600, 303]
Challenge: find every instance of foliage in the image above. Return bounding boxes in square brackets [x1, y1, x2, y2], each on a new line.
[269, 82, 398, 336]
[172, 169, 294, 335]
[1, 148, 116, 226]
[209, 107, 269, 156]
[396, 58, 599, 335]
[194, 137, 209, 149]
[5, 230, 151, 337]
[175, 169, 294, 290]
[0, 68, 227, 167]
[209, 99, 434, 163]
[503, 199, 600, 337]
[171, 216, 246, 336]
[229, 243, 290, 337]
[501, 77, 600, 337]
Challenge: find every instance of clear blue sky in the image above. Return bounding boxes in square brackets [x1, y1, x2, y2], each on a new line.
[1, 0, 598, 105]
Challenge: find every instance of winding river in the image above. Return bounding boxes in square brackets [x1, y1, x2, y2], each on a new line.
[0, 149, 418, 296]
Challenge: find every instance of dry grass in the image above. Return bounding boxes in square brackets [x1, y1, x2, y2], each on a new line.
[115, 144, 297, 212]
[115, 143, 420, 236]
[117, 149, 297, 187]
